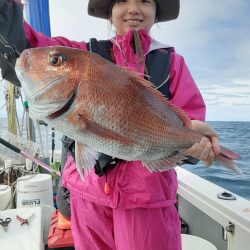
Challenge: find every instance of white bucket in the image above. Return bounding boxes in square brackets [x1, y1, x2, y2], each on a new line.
[16, 174, 53, 208]
[0, 185, 12, 210]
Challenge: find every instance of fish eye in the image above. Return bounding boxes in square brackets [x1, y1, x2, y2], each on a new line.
[49, 54, 67, 66]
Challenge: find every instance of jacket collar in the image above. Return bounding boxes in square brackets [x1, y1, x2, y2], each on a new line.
[110, 29, 172, 73]
[111, 29, 171, 55]
[111, 29, 151, 56]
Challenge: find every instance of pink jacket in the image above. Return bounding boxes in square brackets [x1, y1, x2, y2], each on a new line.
[24, 23, 206, 209]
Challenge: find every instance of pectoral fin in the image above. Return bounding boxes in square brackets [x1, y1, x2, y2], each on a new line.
[75, 142, 101, 179]
[77, 114, 134, 145]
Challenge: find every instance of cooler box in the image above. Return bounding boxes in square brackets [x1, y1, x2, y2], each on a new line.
[48, 210, 74, 250]
[0, 207, 43, 250]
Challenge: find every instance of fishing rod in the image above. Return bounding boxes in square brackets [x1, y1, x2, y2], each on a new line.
[51, 127, 55, 163]
[0, 137, 61, 177]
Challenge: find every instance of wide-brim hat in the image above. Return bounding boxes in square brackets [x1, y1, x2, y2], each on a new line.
[88, 0, 180, 22]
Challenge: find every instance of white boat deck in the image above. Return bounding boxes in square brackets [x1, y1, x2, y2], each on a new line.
[177, 167, 250, 250]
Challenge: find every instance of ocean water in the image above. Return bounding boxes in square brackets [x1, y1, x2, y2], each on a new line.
[182, 121, 250, 200]
[0, 118, 249, 200]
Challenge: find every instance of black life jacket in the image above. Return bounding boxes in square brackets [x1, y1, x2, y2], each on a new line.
[61, 38, 172, 176]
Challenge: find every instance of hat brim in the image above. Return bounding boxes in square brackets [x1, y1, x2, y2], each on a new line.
[88, 0, 180, 22]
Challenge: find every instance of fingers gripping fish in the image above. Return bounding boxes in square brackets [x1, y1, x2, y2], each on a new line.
[15, 46, 241, 178]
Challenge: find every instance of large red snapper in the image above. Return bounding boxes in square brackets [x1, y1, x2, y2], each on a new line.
[15, 46, 240, 177]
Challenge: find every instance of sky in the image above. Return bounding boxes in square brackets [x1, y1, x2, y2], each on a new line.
[1, 0, 250, 121]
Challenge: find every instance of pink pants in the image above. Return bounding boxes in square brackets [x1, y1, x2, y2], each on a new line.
[70, 192, 181, 250]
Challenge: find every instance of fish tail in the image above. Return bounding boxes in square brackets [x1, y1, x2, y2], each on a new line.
[219, 146, 240, 160]
[215, 154, 242, 174]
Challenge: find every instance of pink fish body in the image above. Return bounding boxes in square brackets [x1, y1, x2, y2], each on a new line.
[15, 46, 240, 176]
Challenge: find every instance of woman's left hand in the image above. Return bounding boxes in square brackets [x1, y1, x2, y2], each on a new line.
[185, 120, 221, 166]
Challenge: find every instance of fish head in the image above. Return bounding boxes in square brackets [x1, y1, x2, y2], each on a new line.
[15, 46, 87, 119]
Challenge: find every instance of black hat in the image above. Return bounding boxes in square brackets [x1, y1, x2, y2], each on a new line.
[88, 0, 180, 22]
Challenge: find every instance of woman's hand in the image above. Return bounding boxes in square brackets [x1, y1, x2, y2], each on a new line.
[185, 120, 221, 166]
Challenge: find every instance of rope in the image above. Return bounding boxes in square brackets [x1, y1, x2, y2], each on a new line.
[133, 31, 149, 78]
[226, 226, 234, 250]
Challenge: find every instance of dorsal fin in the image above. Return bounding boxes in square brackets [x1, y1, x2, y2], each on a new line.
[118, 66, 192, 128]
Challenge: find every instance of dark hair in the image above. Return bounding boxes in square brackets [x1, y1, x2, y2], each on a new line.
[155, 1, 160, 22]
[108, 0, 159, 22]
[108, 1, 116, 18]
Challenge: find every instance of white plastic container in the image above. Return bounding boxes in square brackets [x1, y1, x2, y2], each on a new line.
[182, 234, 217, 250]
[25, 158, 33, 171]
[16, 174, 53, 208]
[0, 185, 12, 210]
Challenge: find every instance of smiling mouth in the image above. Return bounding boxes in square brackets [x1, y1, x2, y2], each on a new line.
[125, 19, 143, 25]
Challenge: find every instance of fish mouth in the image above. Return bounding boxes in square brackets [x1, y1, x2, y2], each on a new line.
[46, 88, 76, 120]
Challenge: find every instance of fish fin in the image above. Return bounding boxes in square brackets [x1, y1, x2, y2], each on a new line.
[219, 146, 240, 160]
[77, 115, 134, 145]
[142, 152, 187, 172]
[215, 154, 242, 174]
[119, 66, 149, 79]
[75, 142, 101, 179]
[119, 67, 192, 128]
[215, 146, 241, 174]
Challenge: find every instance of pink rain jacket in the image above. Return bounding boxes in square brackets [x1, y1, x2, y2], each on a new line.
[24, 23, 206, 250]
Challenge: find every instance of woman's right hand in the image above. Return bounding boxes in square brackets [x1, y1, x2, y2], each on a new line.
[185, 120, 221, 166]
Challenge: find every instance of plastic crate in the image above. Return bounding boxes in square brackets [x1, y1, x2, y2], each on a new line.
[47, 210, 75, 250]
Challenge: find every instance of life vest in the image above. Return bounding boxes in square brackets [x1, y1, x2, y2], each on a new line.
[61, 38, 172, 176]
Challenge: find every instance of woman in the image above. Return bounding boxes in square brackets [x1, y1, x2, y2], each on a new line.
[0, 0, 220, 249]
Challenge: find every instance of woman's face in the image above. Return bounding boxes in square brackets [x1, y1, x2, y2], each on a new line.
[111, 0, 156, 35]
